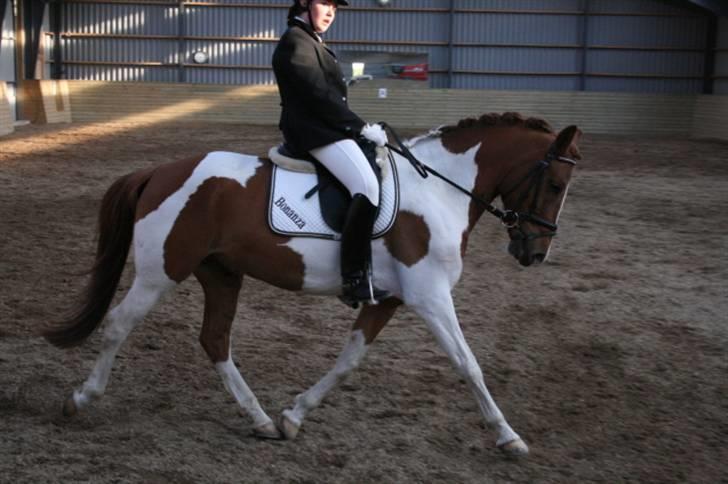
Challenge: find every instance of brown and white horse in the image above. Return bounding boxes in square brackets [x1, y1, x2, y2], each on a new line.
[44, 112, 580, 456]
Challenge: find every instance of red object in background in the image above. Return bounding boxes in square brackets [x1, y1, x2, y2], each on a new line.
[391, 63, 428, 81]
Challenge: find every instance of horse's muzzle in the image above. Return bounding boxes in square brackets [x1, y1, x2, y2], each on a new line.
[508, 240, 545, 267]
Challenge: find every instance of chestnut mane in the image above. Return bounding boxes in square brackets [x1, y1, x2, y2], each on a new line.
[440, 112, 554, 135]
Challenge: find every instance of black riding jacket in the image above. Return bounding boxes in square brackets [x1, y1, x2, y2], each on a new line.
[272, 19, 365, 154]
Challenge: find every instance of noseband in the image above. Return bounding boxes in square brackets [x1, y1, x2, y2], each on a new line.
[380, 123, 576, 239]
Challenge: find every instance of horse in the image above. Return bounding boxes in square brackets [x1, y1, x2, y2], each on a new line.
[43, 112, 581, 457]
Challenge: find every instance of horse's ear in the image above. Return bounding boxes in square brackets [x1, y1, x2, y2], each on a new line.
[550, 125, 582, 160]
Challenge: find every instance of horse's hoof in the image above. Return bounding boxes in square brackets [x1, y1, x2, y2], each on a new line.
[279, 411, 300, 440]
[253, 421, 283, 440]
[498, 438, 529, 457]
[62, 395, 77, 417]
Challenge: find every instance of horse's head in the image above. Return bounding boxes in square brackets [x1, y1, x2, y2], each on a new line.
[499, 125, 581, 267]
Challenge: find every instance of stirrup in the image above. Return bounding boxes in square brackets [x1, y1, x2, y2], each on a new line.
[338, 274, 389, 309]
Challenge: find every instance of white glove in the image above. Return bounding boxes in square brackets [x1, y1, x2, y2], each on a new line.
[360, 123, 388, 147]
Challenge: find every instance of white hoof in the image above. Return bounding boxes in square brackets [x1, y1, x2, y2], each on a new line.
[252, 421, 283, 440]
[498, 438, 529, 457]
[279, 410, 301, 440]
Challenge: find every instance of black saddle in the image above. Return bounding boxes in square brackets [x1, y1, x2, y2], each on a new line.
[277, 140, 382, 233]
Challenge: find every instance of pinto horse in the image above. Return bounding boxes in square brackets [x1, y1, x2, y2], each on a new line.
[44, 112, 580, 456]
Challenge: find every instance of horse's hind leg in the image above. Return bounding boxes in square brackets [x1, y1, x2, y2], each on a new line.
[280, 298, 401, 439]
[195, 260, 279, 439]
[64, 276, 173, 416]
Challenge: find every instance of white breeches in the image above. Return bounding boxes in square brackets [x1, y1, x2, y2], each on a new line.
[310, 139, 380, 206]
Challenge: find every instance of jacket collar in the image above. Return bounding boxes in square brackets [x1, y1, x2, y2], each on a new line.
[289, 17, 323, 43]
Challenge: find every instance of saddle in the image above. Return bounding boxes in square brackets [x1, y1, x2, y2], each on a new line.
[267, 143, 399, 239]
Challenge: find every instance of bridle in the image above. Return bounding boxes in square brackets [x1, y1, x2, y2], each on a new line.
[380, 123, 577, 239]
[498, 152, 577, 241]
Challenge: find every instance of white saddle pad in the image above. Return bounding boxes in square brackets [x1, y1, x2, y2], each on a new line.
[268, 156, 399, 240]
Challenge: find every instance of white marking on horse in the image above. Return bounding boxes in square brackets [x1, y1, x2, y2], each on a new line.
[216, 356, 274, 428]
[544, 185, 570, 261]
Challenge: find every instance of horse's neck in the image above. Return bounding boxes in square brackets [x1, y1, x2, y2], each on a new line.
[401, 133, 515, 233]
[406, 137, 482, 193]
[392, 136, 484, 239]
[406, 130, 540, 202]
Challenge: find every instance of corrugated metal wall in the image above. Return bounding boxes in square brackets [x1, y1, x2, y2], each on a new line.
[1, 0, 16, 122]
[51, 0, 718, 93]
[1, 0, 16, 82]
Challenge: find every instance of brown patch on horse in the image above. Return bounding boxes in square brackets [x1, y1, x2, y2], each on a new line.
[353, 297, 402, 344]
[136, 155, 205, 221]
[163, 162, 305, 289]
[383, 211, 430, 267]
[195, 257, 242, 363]
[441, 127, 485, 155]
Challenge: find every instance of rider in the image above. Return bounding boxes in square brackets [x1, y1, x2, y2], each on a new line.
[272, 0, 389, 306]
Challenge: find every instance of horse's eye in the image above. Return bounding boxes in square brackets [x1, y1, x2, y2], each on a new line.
[549, 182, 563, 194]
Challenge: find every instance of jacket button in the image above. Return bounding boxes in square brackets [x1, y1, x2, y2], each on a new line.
[342, 96, 347, 101]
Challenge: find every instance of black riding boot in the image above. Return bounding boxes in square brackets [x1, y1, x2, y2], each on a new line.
[339, 194, 389, 308]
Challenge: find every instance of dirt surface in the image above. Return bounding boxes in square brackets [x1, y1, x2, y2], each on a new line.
[1, 121, 727, 483]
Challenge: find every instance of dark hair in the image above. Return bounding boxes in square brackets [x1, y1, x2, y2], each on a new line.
[287, 1, 306, 22]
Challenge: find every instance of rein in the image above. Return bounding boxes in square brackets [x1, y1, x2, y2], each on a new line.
[380, 123, 577, 236]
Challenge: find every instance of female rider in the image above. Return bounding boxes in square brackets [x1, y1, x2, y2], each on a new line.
[272, 0, 389, 306]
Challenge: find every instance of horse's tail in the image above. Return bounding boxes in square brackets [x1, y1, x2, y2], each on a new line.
[44, 168, 155, 348]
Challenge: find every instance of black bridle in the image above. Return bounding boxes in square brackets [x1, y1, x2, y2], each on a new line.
[498, 152, 577, 241]
[380, 123, 577, 238]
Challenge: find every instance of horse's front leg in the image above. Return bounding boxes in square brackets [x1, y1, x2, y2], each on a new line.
[406, 283, 529, 456]
[279, 298, 401, 439]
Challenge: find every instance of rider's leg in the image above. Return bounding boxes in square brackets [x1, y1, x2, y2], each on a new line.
[310, 139, 388, 306]
[310, 138, 379, 205]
